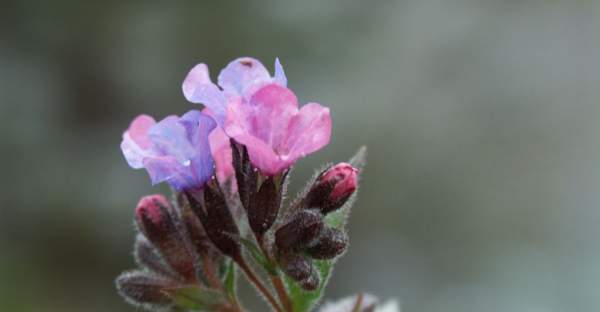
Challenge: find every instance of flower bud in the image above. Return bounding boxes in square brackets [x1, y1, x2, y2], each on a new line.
[185, 184, 241, 258]
[135, 195, 196, 281]
[248, 176, 281, 236]
[306, 227, 348, 259]
[133, 234, 177, 279]
[115, 271, 175, 306]
[230, 139, 257, 210]
[279, 252, 313, 282]
[275, 210, 324, 252]
[299, 270, 320, 291]
[304, 163, 358, 214]
[176, 192, 221, 261]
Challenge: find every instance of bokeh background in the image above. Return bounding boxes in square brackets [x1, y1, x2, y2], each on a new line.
[2, 0, 600, 311]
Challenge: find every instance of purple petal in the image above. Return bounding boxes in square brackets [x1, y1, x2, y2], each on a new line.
[189, 113, 217, 186]
[182, 64, 227, 123]
[143, 156, 196, 190]
[217, 57, 271, 98]
[281, 102, 331, 161]
[179, 110, 217, 143]
[148, 116, 196, 166]
[274, 57, 287, 86]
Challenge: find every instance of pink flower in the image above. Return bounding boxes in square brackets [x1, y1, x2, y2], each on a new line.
[182, 57, 287, 125]
[182, 57, 287, 182]
[121, 111, 216, 190]
[224, 83, 332, 175]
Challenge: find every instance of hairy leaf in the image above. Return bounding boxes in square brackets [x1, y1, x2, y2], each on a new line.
[166, 285, 225, 311]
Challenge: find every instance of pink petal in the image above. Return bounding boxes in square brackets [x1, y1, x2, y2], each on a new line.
[281, 102, 331, 161]
[230, 133, 288, 175]
[121, 115, 157, 169]
[209, 127, 234, 183]
[128, 115, 155, 149]
[247, 84, 298, 149]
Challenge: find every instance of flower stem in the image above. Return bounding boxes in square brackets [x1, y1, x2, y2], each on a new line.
[270, 275, 293, 312]
[202, 253, 223, 289]
[235, 256, 284, 312]
[257, 236, 294, 312]
[199, 254, 244, 311]
[351, 293, 364, 312]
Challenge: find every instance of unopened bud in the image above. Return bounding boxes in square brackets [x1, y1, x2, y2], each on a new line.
[304, 163, 358, 214]
[177, 192, 221, 261]
[115, 271, 175, 306]
[135, 195, 196, 281]
[306, 227, 348, 259]
[279, 252, 313, 282]
[248, 176, 280, 236]
[134, 234, 177, 279]
[275, 210, 324, 252]
[185, 184, 241, 258]
[231, 139, 257, 210]
[299, 270, 320, 291]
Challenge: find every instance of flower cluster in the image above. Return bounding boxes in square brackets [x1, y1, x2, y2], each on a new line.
[115, 57, 388, 312]
[122, 57, 331, 191]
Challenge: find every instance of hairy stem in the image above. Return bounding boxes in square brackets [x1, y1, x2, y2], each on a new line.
[235, 256, 284, 312]
[202, 253, 222, 290]
[257, 235, 293, 312]
[270, 275, 293, 312]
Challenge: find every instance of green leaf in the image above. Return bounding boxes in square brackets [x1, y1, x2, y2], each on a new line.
[283, 260, 333, 312]
[166, 285, 225, 311]
[348, 146, 367, 170]
[239, 237, 278, 275]
[223, 259, 237, 300]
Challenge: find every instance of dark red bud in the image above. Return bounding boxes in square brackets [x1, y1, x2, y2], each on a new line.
[275, 210, 324, 252]
[304, 163, 358, 214]
[299, 270, 320, 291]
[176, 192, 222, 261]
[248, 176, 280, 236]
[279, 252, 313, 282]
[306, 227, 348, 259]
[134, 195, 196, 281]
[115, 271, 175, 306]
[231, 140, 257, 210]
[186, 184, 241, 258]
[133, 234, 177, 279]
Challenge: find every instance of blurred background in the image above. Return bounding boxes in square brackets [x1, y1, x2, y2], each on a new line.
[2, 0, 600, 311]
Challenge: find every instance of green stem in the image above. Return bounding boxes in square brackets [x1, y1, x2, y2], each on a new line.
[235, 255, 284, 312]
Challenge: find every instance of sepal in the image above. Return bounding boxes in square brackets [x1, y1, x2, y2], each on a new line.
[248, 176, 280, 236]
[185, 182, 241, 258]
[306, 227, 348, 260]
[134, 234, 179, 280]
[275, 209, 324, 253]
[115, 271, 176, 308]
[135, 195, 197, 282]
